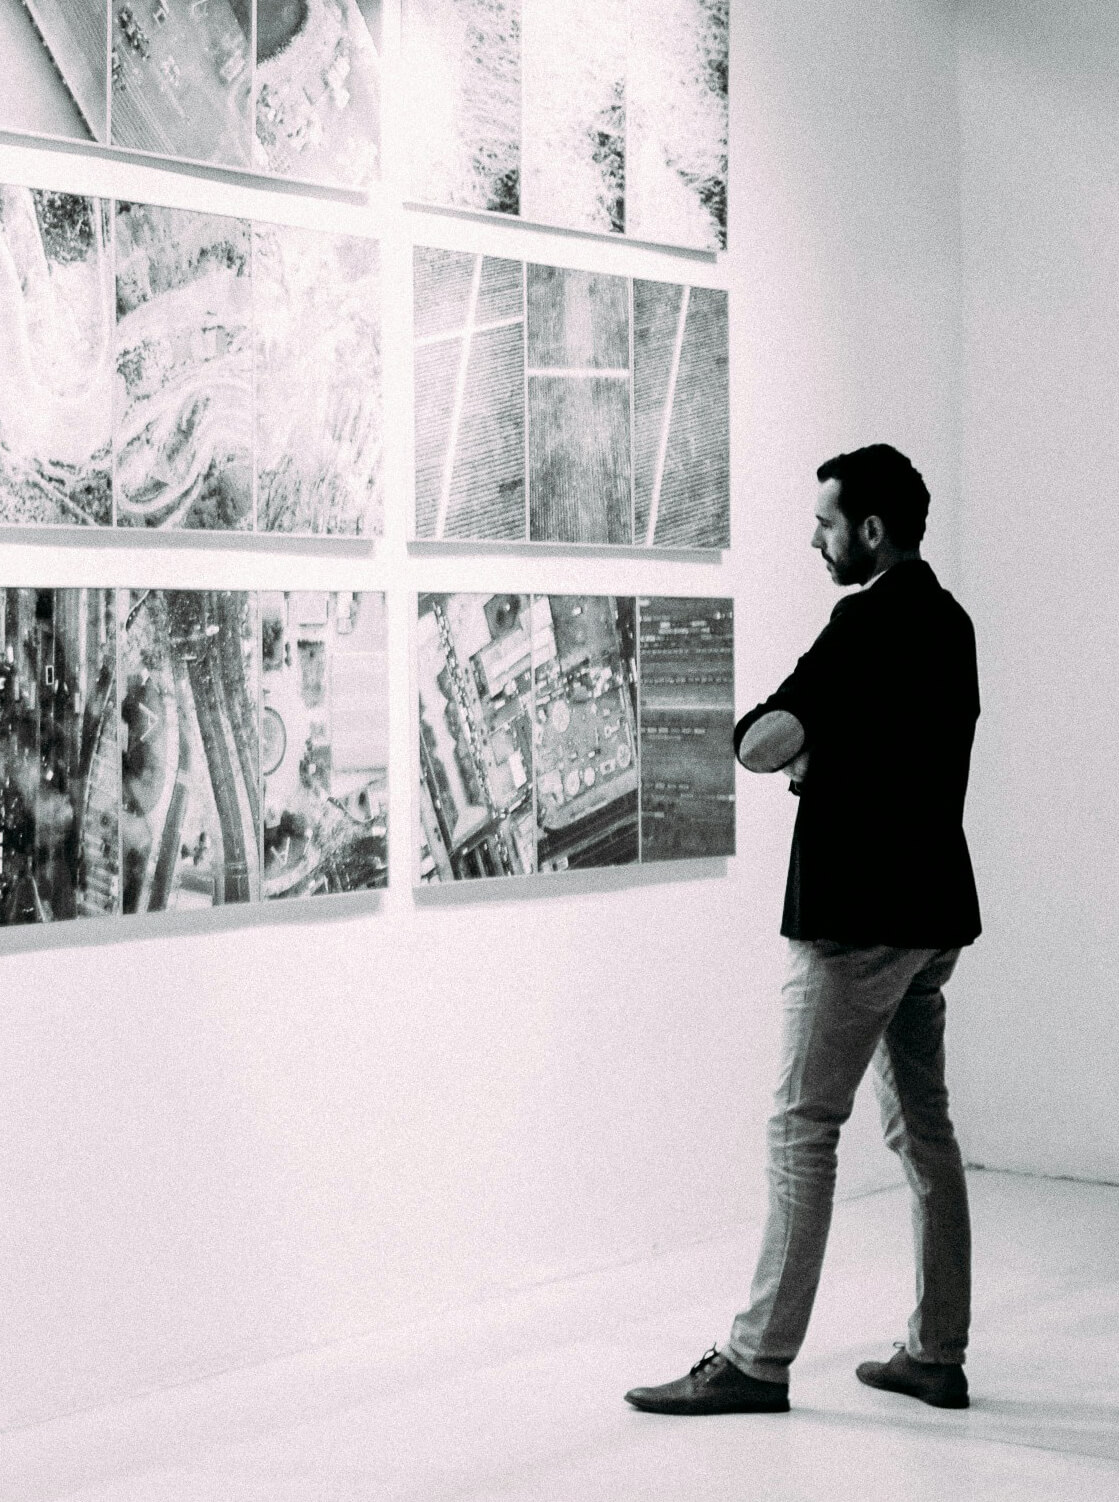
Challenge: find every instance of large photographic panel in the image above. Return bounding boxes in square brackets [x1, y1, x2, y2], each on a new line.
[110, 0, 252, 169]
[114, 202, 252, 532]
[627, 0, 729, 251]
[254, 221, 382, 537]
[531, 595, 638, 872]
[403, 0, 520, 215]
[633, 281, 729, 548]
[0, 588, 119, 925]
[638, 595, 734, 861]
[526, 265, 631, 545]
[416, 592, 536, 882]
[0, 0, 107, 144]
[520, 0, 625, 236]
[261, 590, 387, 899]
[0, 185, 113, 528]
[120, 589, 260, 913]
[254, 0, 381, 189]
[413, 247, 525, 541]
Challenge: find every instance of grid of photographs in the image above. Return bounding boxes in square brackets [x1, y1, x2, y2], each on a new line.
[0, 0, 381, 190]
[0, 586, 387, 929]
[416, 592, 733, 884]
[0, 184, 382, 536]
[403, 0, 729, 252]
[413, 248, 730, 549]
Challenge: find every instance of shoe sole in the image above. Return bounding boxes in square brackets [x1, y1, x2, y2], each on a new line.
[856, 1371, 969, 1409]
[624, 1395, 791, 1416]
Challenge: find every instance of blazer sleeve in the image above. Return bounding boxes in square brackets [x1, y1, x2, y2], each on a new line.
[732, 596, 857, 761]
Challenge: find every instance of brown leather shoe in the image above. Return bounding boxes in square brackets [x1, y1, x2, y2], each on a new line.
[625, 1347, 790, 1415]
[856, 1344, 969, 1409]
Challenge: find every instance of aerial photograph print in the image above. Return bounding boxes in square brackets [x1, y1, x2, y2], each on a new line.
[261, 590, 388, 900]
[531, 594, 639, 872]
[416, 592, 538, 882]
[0, 587, 120, 925]
[254, 220, 382, 536]
[0, 185, 113, 528]
[114, 201, 253, 532]
[120, 589, 260, 913]
[638, 595, 735, 861]
[412, 246, 526, 541]
[0, 0, 108, 143]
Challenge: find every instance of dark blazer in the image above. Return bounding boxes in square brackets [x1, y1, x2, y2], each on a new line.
[734, 559, 981, 947]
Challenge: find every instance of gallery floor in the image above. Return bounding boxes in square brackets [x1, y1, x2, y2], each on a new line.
[3, 1171, 1117, 1501]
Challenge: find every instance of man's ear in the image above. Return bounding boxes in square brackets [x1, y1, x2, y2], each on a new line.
[861, 514, 885, 548]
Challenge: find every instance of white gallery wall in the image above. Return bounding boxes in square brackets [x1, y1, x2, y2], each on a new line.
[952, 0, 1119, 1180]
[0, 1, 964, 1430]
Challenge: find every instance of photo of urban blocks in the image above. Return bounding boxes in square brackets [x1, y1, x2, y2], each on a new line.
[403, 0, 728, 251]
[261, 591, 387, 899]
[0, 186, 113, 528]
[0, 185, 383, 537]
[0, 588, 120, 925]
[412, 248, 730, 549]
[416, 593, 734, 884]
[1, 2, 381, 188]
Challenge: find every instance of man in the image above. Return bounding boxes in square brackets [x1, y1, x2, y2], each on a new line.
[625, 444, 980, 1416]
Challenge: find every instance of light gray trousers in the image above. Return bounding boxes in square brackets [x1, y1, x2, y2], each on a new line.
[726, 940, 971, 1383]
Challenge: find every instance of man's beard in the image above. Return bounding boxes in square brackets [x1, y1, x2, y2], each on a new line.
[828, 540, 876, 586]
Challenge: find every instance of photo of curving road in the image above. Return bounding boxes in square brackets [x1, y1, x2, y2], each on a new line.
[0, 587, 120, 925]
[121, 588, 259, 912]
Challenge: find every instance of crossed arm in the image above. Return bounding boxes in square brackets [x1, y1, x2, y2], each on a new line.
[736, 709, 809, 779]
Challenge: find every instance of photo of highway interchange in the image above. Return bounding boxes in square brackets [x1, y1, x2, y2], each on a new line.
[2, 2, 380, 188]
[417, 593, 733, 883]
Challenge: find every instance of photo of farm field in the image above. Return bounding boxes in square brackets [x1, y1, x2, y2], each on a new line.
[114, 202, 252, 532]
[120, 589, 260, 913]
[638, 595, 734, 861]
[531, 594, 638, 871]
[626, 0, 729, 250]
[254, 0, 381, 189]
[0, 185, 113, 527]
[402, 0, 520, 214]
[261, 590, 387, 900]
[110, 0, 252, 168]
[413, 246, 525, 541]
[526, 265, 631, 544]
[0, 587, 119, 925]
[254, 221, 382, 536]
[416, 592, 538, 882]
[0, 0, 107, 143]
[633, 280, 729, 548]
[520, 0, 625, 235]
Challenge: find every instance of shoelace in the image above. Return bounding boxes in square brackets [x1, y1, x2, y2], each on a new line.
[689, 1345, 722, 1376]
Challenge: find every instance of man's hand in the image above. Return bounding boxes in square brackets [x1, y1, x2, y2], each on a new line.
[781, 749, 811, 783]
[737, 710, 806, 773]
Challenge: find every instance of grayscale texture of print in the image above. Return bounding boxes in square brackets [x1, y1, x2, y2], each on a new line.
[413, 246, 525, 541]
[417, 592, 537, 882]
[527, 265, 632, 545]
[254, 0, 381, 189]
[0, 0, 107, 142]
[261, 590, 387, 898]
[633, 281, 729, 548]
[627, 0, 728, 250]
[114, 202, 252, 532]
[0, 185, 113, 527]
[403, 0, 520, 215]
[520, 0, 625, 235]
[532, 595, 638, 872]
[120, 588, 260, 913]
[110, 0, 252, 168]
[254, 221, 382, 536]
[638, 595, 734, 861]
[0, 588, 120, 925]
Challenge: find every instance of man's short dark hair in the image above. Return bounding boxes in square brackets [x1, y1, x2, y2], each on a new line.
[816, 444, 930, 549]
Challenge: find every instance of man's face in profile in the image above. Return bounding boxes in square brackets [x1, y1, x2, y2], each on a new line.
[812, 478, 876, 586]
